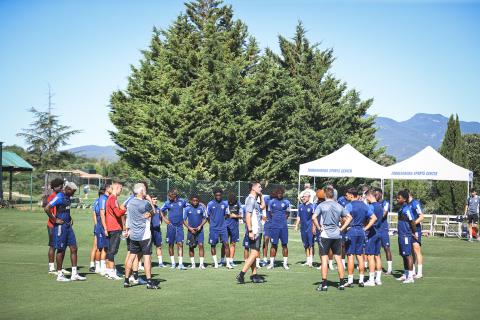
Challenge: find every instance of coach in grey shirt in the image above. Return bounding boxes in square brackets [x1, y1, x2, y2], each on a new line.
[124, 183, 158, 289]
[312, 186, 352, 291]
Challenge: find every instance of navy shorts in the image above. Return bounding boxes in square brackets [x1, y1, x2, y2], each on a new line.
[365, 233, 381, 255]
[345, 231, 365, 255]
[270, 226, 288, 246]
[166, 224, 184, 244]
[227, 224, 240, 243]
[264, 222, 272, 238]
[48, 227, 54, 247]
[187, 229, 204, 247]
[53, 225, 77, 251]
[379, 229, 390, 247]
[152, 227, 163, 247]
[413, 226, 422, 246]
[398, 235, 413, 256]
[301, 229, 314, 248]
[209, 228, 228, 245]
[243, 233, 250, 248]
[95, 227, 109, 249]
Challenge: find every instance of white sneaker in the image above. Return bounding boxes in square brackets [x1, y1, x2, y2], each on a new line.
[230, 262, 237, 267]
[56, 273, 71, 282]
[283, 264, 290, 270]
[384, 270, 392, 275]
[364, 280, 375, 287]
[214, 263, 219, 269]
[177, 264, 187, 270]
[301, 261, 308, 266]
[190, 264, 196, 269]
[108, 273, 123, 280]
[61, 269, 71, 275]
[226, 263, 234, 270]
[267, 264, 274, 270]
[170, 264, 176, 269]
[71, 274, 86, 281]
[94, 268, 101, 274]
[100, 269, 106, 276]
[199, 264, 206, 270]
[375, 280, 382, 286]
[396, 274, 407, 281]
[316, 266, 321, 270]
[129, 276, 139, 284]
[414, 273, 423, 279]
[49, 270, 57, 275]
[402, 278, 414, 284]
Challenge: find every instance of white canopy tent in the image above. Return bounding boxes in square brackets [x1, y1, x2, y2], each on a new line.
[384, 146, 473, 207]
[298, 144, 387, 199]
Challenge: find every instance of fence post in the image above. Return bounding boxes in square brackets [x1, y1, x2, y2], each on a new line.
[237, 180, 241, 202]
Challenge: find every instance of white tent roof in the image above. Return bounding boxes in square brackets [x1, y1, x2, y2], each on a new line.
[384, 146, 473, 181]
[299, 144, 386, 179]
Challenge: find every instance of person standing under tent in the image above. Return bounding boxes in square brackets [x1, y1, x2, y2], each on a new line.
[465, 188, 480, 242]
[395, 190, 417, 284]
[299, 183, 317, 204]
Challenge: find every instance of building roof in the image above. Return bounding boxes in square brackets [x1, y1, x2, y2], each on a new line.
[1, 151, 34, 172]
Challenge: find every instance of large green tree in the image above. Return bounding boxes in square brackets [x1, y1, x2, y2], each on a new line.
[109, 0, 384, 182]
[464, 133, 480, 187]
[434, 115, 467, 214]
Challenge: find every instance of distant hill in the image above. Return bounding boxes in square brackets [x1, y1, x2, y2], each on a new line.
[66, 145, 119, 162]
[375, 113, 480, 160]
[65, 113, 480, 163]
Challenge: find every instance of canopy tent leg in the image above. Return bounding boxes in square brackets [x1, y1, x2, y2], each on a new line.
[389, 179, 394, 208]
[30, 172, 33, 211]
[313, 177, 316, 191]
[9, 171, 12, 202]
[381, 179, 384, 193]
[297, 173, 301, 208]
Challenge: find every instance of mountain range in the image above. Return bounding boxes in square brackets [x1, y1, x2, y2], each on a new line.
[66, 113, 480, 162]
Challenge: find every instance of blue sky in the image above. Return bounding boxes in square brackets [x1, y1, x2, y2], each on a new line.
[1, 0, 479, 148]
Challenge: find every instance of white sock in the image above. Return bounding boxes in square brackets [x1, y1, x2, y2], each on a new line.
[348, 275, 354, 283]
[408, 270, 414, 279]
[256, 258, 260, 267]
[95, 261, 100, 270]
[90, 261, 95, 268]
[387, 261, 393, 272]
[158, 256, 163, 265]
[212, 255, 218, 265]
[199, 257, 205, 265]
[49, 262, 55, 271]
[375, 271, 382, 282]
[179, 257, 183, 265]
[100, 260, 106, 271]
[283, 257, 288, 265]
[227, 258, 232, 265]
[413, 265, 416, 275]
[359, 274, 364, 283]
[263, 257, 268, 263]
[341, 259, 346, 269]
[270, 257, 275, 265]
[72, 266, 78, 275]
[369, 272, 375, 281]
[190, 257, 195, 265]
[329, 260, 334, 269]
[364, 261, 368, 269]
[418, 265, 423, 275]
[170, 256, 175, 265]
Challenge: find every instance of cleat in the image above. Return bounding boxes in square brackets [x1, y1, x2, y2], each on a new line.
[364, 280, 375, 287]
[283, 264, 290, 270]
[170, 264, 176, 269]
[177, 264, 187, 270]
[236, 274, 245, 284]
[158, 263, 167, 268]
[267, 264, 274, 270]
[396, 275, 407, 281]
[315, 284, 327, 291]
[414, 274, 423, 279]
[129, 276, 139, 285]
[89, 267, 95, 273]
[108, 273, 123, 280]
[402, 278, 415, 284]
[214, 263, 219, 269]
[48, 270, 57, 275]
[61, 269, 71, 275]
[190, 264, 196, 269]
[384, 271, 392, 275]
[338, 284, 345, 290]
[146, 283, 159, 289]
[346, 282, 354, 288]
[259, 260, 268, 267]
[375, 280, 382, 286]
[123, 282, 132, 288]
[358, 282, 365, 288]
[226, 264, 234, 270]
[230, 262, 237, 267]
[56, 273, 71, 282]
[250, 275, 265, 283]
[199, 264, 206, 270]
[71, 274, 86, 281]
[316, 266, 322, 270]
[94, 268, 101, 274]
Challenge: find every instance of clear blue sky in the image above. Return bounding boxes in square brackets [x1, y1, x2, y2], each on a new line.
[1, 0, 479, 148]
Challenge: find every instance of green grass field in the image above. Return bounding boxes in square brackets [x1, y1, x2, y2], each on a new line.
[0, 207, 479, 320]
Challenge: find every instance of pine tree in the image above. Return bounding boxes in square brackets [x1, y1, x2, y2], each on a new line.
[435, 115, 467, 214]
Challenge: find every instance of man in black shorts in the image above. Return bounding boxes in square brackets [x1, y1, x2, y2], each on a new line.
[465, 188, 480, 242]
[312, 186, 352, 292]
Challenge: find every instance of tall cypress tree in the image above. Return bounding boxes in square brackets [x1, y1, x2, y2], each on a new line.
[435, 115, 467, 214]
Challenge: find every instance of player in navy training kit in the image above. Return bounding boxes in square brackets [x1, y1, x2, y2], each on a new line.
[184, 195, 208, 269]
[161, 189, 188, 270]
[344, 187, 377, 287]
[407, 190, 424, 279]
[44, 182, 86, 282]
[295, 192, 315, 267]
[225, 193, 242, 267]
[261, 193, 273, 267]
[207, 189, 233, 269]
[151, 196, 166, 268]
[396, 190, 417, 284]
[267, 187, 291, 270]
[364, 189, 384, 286]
